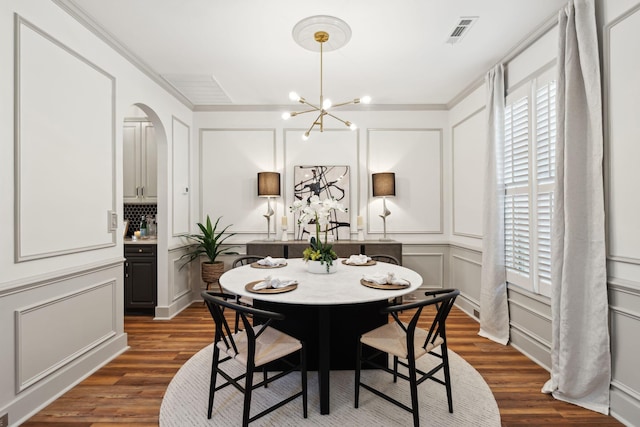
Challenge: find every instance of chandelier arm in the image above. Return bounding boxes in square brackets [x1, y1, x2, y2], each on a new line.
[330, 99, 358, 109]
[325, 111, 350, 126]
[291, 107, 321, 116]
[297, 99, 321, 110]
[305, 111, 324, 135]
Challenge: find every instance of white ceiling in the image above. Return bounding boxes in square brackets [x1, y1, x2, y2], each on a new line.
[63, 0, 566, 108]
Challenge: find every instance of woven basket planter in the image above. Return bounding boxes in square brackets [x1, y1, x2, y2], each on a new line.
[201, 261, 224, 284]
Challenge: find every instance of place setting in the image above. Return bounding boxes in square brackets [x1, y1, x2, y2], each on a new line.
[250, 256, 288, 269]
[245, 275, 298, 294]
[360, 272, 410, 290]
[341, 254, 376, 266]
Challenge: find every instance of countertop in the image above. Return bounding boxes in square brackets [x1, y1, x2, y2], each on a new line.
[124, 237, 157, 245]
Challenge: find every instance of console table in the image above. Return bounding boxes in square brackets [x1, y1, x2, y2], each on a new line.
[246, 240, 402, 264]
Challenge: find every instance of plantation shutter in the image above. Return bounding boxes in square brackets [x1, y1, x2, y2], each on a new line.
[505, 193, 530, 277]
[504, 97, 529, 187]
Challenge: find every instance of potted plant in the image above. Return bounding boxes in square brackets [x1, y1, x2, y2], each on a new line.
[180, 215, 238, 286]
[290, 195, 347, 273]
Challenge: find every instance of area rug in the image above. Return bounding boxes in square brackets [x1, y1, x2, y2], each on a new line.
[160, 343, 500, 426]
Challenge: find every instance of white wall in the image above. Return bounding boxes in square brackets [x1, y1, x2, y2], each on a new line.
[599, 0, 640, 424]
[0, 1, 193, 424]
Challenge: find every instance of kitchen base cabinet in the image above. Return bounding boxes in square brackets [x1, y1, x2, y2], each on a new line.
[124, 244, 157, 315]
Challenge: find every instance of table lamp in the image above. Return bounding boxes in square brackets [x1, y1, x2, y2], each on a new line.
[257, 172, 280, 241]
[372, 172, 395, 241]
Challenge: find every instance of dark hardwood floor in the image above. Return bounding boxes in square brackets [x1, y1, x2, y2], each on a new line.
[23, 303, 621, 426]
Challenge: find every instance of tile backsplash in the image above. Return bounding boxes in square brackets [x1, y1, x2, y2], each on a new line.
[124, 204, 157, 236]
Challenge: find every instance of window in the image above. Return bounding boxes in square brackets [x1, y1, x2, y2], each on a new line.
[504, 69, 556, 297]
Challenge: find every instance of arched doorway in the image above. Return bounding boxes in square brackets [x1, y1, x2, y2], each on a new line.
[122, 103, 168, 317]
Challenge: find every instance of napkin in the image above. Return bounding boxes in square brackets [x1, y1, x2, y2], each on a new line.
[257, 256, 287, 266]
[345, 254, 372, 265]
[253, 275, 297, 290]
[362, 272, 409, 286]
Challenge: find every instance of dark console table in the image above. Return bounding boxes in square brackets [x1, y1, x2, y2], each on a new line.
[246, 240, 402, 264]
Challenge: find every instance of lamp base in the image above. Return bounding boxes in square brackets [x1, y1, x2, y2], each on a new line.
[263, 237, 275, 242]
[379, 237, 393, 242]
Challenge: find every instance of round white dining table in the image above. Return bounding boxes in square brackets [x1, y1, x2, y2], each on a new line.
[219, 258, 423, 415]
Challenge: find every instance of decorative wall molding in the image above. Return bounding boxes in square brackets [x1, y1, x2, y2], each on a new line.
[14, 14, 116, 261]
[451, 106, 486, 239]
[171, 116, 191, 237]
[603, 4, 640, 264]
[366, 128, 444, 235]
[0, 257, 123, 296]
[199, 128, 277, 234]
[15, 280, 117, 392]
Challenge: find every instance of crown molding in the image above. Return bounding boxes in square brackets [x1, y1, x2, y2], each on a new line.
[53, 0, 194, 110]
[193, 103, 447, 112]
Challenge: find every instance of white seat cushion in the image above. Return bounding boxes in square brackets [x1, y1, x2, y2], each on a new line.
[360, 321, 444, 360]
[217, 326, 302, 368]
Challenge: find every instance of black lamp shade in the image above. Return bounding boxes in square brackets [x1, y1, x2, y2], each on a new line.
[257, 172, 281, 197]
[372, 172, 395, 197]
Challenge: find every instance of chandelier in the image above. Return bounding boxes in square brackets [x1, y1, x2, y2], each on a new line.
[282, 16, 371, 140]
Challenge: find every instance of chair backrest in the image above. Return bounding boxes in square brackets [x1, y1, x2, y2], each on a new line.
[384, 289, 459, 358]
[232, 255, 264, 268]
[369, 254, 400, 265]
[201, 290, 284, 359]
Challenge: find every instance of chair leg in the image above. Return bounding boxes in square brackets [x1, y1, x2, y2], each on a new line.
[301, 342, 308, 418]
[408, 358, 420, 427]
[207, 346, 220, 419]
[354, 340, 362, 408]
[442, 344, 454, 413]
[393, 355, 399, 383]
[242, 365, 254, 427]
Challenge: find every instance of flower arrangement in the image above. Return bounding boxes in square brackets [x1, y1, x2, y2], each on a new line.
[290, 195, 347, 272]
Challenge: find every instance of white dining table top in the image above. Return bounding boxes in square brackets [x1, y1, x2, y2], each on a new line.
[218, 258, 423, 305]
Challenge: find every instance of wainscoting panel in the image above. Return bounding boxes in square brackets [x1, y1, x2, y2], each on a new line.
[200, 129, 276, 234]
[172, 117, 191, 237]
[608, 278, 640, 424]
[367, 129, 443, 235]
[15, 16, 116, 261]
[15, 280, 116, 392]
[452, 107, 486, 238]
[507, 286, 552, 364]
[402, 252, 445, 289]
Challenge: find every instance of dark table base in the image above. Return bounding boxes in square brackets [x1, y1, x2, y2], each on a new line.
[254, 300, 388, 414]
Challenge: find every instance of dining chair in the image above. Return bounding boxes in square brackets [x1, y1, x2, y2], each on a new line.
[202, 290, 308, 426]
[368, 254, 400, 265]
[354, 288, 460, 427]
[231, 256, 264, 331]
[369, 254, 402, 304]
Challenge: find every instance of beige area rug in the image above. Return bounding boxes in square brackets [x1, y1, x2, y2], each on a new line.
[160, 343, 500, 426]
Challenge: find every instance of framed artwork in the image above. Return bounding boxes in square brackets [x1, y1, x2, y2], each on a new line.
[293, 165, 350, 241]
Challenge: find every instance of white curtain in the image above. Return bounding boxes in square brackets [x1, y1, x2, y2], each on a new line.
[542, 0, 610, 415]
[479, 64, 509, 345]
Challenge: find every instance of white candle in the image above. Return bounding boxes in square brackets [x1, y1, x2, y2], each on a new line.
[357, 215, 363, 227]
[282, 216, 288, 226]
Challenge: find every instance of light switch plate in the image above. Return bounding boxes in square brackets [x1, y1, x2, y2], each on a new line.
[108, 210, 118, 232]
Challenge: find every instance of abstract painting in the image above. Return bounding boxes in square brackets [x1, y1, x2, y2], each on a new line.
[293, 165, 350, 241]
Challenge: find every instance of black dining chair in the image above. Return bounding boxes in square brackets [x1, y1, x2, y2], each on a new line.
[202, 290, 308, 426]
[368, 254, 400, 265]
[231, 256, 264, 331]
[354, 288, 460, 427]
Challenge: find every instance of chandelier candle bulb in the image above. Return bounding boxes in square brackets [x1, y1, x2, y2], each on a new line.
[357, 215, 363, 228]
[282, 216, 288, 227]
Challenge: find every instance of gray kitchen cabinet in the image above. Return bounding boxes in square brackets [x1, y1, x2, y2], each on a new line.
[123, 120, 157, 203]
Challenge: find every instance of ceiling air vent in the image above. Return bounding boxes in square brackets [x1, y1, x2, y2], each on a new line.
[446, 16, 478, 44]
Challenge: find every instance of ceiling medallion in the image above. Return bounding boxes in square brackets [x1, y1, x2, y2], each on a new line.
[282, 15, 370, 140]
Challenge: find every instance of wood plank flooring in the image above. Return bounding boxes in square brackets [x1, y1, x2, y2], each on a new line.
[23, 303, 621, 426]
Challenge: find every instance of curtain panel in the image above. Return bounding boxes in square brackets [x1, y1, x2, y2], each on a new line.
[542, 0, 610, 415]
[479, 64, 510, 345]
